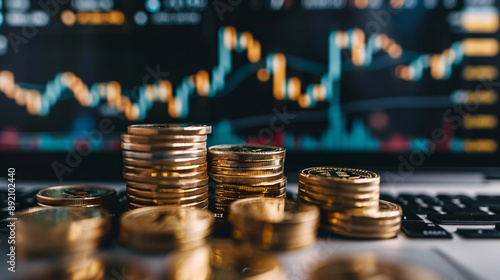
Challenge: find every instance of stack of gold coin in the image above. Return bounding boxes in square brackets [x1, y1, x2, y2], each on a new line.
[229, 198, 319, 251]
[17, 207, 111, 257]
[309, 253, 444, 280]
[119, 206, 214, 252]
[36, 185, 116, 208]
[298, 167, 402, 239]
[207, 145, 287, 216]
[122, 124, 211, 210]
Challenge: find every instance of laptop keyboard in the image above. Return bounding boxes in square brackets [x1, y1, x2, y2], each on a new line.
[2, 189, 500, 239]
[381, 193, 500, 239]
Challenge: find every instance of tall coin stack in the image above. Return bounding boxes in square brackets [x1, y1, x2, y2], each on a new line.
[298, 167, 402, 239]
[207, 145, 287, 216]
[122, 124, 211, 210]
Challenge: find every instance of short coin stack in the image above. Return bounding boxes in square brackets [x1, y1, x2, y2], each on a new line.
[229, 198, 320, 251]
[36, 185, 116, 209]
[207, 145, 287, 216]
[298, 167, 402, 239]
[122, 124, 211, 210]
[119, 206, 214, 252]
[17, 207, 111, 257]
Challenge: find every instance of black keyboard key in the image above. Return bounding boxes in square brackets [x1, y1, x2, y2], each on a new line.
[463, 196, 500, 207]
[428, 214, 500, 225]
[402, 205, 438, 215]
[401, 222, 452, 239]
[402, 214, 423, 222]
[417, 194, 439, 206]
[442, 204, 486, 215]
[396, 197, 414, 206]
[476, 195, 500, 200]
[456, 229, 500, 239]
[441, 203, 462, 213]
[398, 194, 417, 202]
[458, 196, 476, 205]
[496, 223, 500, 230]
[437, 194, 454, 204]
[491, 207, 500, 214]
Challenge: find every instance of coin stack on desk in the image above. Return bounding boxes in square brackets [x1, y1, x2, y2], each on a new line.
[121, 124, 211, 210]
[298, 167, 402, 239]
[207, 145, 287, 216]
[229, 198, 320, 251]
[17, 207, 111, 257]
[36, 185, 117, 209]
[119, 206, 214, 252]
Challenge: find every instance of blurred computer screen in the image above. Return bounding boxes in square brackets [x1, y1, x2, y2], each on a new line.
[0, 0, 499, 179]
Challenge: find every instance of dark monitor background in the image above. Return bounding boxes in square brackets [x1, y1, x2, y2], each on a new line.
[0, 0, 499, 181]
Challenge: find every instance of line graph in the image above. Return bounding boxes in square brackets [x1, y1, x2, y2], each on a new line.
[1, 26, 460, 120]
[0, 25, 496, 153]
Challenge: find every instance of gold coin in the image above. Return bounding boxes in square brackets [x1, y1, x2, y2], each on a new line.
[324, 214, 402, 226]
[209, 158, 285, 168]
[36, 202, 104, 208]
[298, 190, 379, 209]
[126, 185, 208, 199]
[298, 180, 380, 194]
[209, 172, 284, 184]
[238, 229, 318, 251]
[128, 198, 209, 209]
[36, 185, 116, 206]
[210, 177, 287, 191]
[126, 192, 208, 206]
[17, 206, 110, 230]
[322, 225, 399, 239]
[18, 237, 104, 257]
[123, 149, 207, 159]
[124, 164, 207, 176]
[229, 198, 319, 224]
[214, 193, 286, 212]
[119, 206, 213, 251]
[298, 183, 380, 200]
[330, 200, 403, 220]
[121, 141, 206, 152]
[126, 177, 209, 190]
[209, 165, 284, 176]
[17, 207, 111, 256]
[309, 253, 445, 280]
[123, 171, 207, 183]
[215, 187, 286, 199]
[128, 124, 212, 135]
[229, 199, 319, 249]
[325, 219, 401, 233]
[123, 156, 207, 168]
[208, 145, 286, 161]
[121, 133, 207, 143]
[298, 167, 380, 187]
